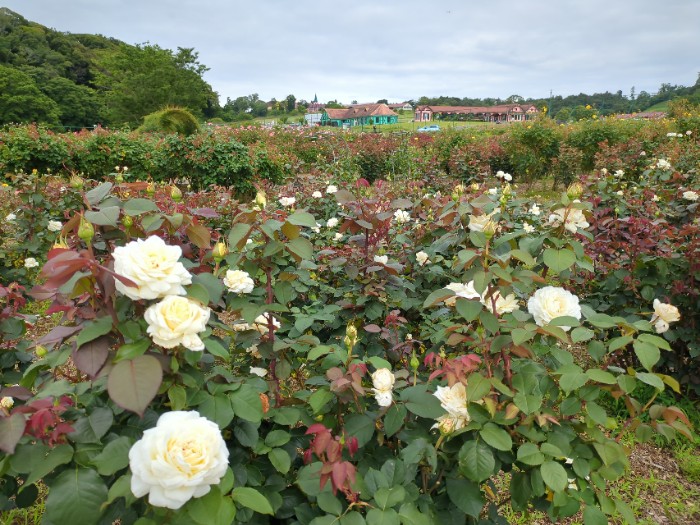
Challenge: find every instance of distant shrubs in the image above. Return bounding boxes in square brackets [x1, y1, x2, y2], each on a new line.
[138, 106, 201, 136]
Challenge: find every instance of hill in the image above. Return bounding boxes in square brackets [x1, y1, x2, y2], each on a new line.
[0, 8, 217, 128]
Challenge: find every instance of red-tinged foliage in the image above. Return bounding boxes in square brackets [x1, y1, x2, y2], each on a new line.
[304, 424, 360, 501]
[425, 352, 482, 385]
[12, 396, 75, 446]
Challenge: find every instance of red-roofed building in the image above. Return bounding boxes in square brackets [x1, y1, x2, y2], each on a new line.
[415, 104, 539, 123]
[321, 103, 399, 127]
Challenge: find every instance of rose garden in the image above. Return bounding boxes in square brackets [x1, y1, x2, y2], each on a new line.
[0, 111, 698, 524]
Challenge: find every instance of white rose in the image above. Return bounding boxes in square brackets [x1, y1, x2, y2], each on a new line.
[656, 159, 671, 170]
[374, 390, 393, 407]
[129, 411, 229, 509]
[434, 383, 470, 420]
[445, 281, 480, 306]
[145, 296, 210, 351]
[481, 291, 519, 315]
[682, 190, 698, 201]
[416, 251, 430, 266]
[523, 223, 535, 233]
[496, 170, 505, 179]
[250, 367, 268, 377]
[279, 196, 296, 207]
[371, 368, 395, 392]
[616, 191, 624, 197]
[333, 233, 343, 241]
[468, 214, 492, 232]
[312, 191, 323, 198]
[548, 204, 589, 233]
[0, 396, 14, 409]
[488, 188, 498, 195]
[503, 173, 513, 182]
[527, 286, 581, 331]
[24, 257, 39, 269]
[253, 313, 281, 334]
[652, 194, 660, 202]
[326, 185, 338, 194]
[650, 299, 680, 333]
[223, 269, 254, 294]
[5, 213, 16, 222]
[47, 220, 63, 232]
[326, 217, 339, 228]
[374, 255, 388, 265]
[529, 203, 541, 216]
[113, 236, 192, 300]
[614, 169, 625, 177]
[393, 209, 410, 224]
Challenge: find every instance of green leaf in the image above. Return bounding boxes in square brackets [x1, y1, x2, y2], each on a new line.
[76, 316, 113, 348]
[637, 333, 671, 351]
[455, 298, 482, 321]
[401, 385, 445, 419]
[107, 355, 163, 417]
[446, 477, 484, 518]
[198, 395, 235, 428]
[517, 443, 545, 466]
[423, 288, 454, 308]
[543, 248, 576, 274]
[374, 486, 406, 510]
[570, 327, 594, 343]
[265, 430, 291, 447]
[188, 488, 237, 525]
[268, 447, 291, 474]
[398, 503, 431, 525]
[635, 372, 665, 391]
[585, 369, 616, 384]
[86, 182, 113, 206]
[69, 407, 113, 443]
[559, 372, 588, 394]
[514, 392, 542, 414]
[466, 373, 491, 401]
[317, 492, 343, 515]
[540, 461, 568, 492]
[23, 444, 73, 488]
[308, 388, 334, 414]
[308, 345, 333, 361]
[581, 506, 607, 525]
[480, 423, 513, 452]
[85, 206, 120, 227]
[633, 341, 660, 371]
[93, 436, 131, 475]
[44, 468, 108, 525]
[204, 337, 230, 360]
[232, 487, 273, 515]
[227, 223, 252, 249]
[0, 413, 27, 454]
[192, 272, 225, 305]
[345, 413, 375, 447]
[286, 237, 314, 262]
[123, 198, 159, 215]
[114, 338, 151, 362]
[458, 440, 495, 482]
[229, 384, 263, 422]
[286, 210, 317, 227]
[383, 404, 406, 437]
[510, 248, 536, 266]
[366, 508, 400, 525]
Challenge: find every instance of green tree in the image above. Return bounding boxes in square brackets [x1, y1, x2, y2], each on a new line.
[0, 64, 60, 124]
[41, 76, 103, 128]
[285, 94, 296, 112]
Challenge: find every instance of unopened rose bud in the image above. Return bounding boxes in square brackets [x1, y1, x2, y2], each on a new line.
[69, 174, 84, 190]
[410, 351, 420, 371]
[344, 323, 358, 351]
[470, 183, 480, 191]
[122, 215, 133, 228]
[78, 215, 95, 244]
[146, 182, 156, 195]
[0, 396, 13, 410]
[212, 241, 228, 263]
[483, 220, 498, 239]
[115, 172, 124, 183]
[502, 183, 512, 196]
[254, 191, 267, 210]
[567, 182, 583, 199]
[35, 345, 48, 357]
[170, 185, 183, 203]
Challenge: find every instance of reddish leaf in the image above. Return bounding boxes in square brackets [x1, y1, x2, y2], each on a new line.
[107, 355, 162, 417]
[0, 413, 27, 454]
[72, 336, 110, 378]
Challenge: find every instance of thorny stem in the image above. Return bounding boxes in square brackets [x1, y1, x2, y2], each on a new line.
[265, 264, 282, 405]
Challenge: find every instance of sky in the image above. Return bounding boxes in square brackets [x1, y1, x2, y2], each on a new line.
[3, 0, 699, 106]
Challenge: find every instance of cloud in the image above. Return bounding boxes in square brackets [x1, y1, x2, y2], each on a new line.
[4, 0, 698, 104]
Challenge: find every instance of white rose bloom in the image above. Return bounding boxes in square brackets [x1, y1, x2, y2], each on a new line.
[445, 281, 480, 306]
[393, 209, 410, 224]
[481, 291, 519, 315]
[686, 130, 693, 135]
[250, 367, 268, 377]
[529, 203, 541, 216]
[548, 203, 589, 233]
[333, 233, 343, 241]
[523, 223, 535, 233]
[223, 270, 254, 294]
[326, 185, 338, 194]
[374, 255, 388, 265]
[0, 396, 14, 409]
[246, 345, 261, 358]
[5, 213, 16, 222]
[253, 313, 281, 334]
[129, 411, 229, 510]
[504, 173, 513, 181]
[650, 299, 680, 333]
[616, 190, 624, 196]
[24, 257, 39, 269]
[113, 236, 192, 300]
[47, 220, 63, 232]
[682, 190, 699, 201]
[431, 414, 468, 434]
[468, 214, 492, 232]
[326, 217, 339, 228]
[614, 169, 625, 177]
[371, 368, 395, 392]
[145, 296, 210, 351]
[656, 159, 671, 170]
[312, 191, 323, 198]
[488, 188, 498, 195]
[434, 383, 470, 420]
[652, 194, 660, 202]
[527, 286, 581, 331]
[496, 170, 505, 179]
[373, 390, 392, 407]
[416, 251, 430, 266]
[279, 196, 296, 207]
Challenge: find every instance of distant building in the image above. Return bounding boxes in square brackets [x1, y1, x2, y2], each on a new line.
[306, 93, 325, 113]
[414, 103, 539, 123]
[305, 113, 323, 125]
[388, 102, 414, 112]
[321, 104, 399, 127]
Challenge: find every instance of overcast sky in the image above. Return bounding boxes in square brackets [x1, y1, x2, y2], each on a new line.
[3, 0, 699, 105]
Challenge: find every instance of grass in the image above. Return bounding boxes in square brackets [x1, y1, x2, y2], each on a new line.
[644, 101, 670, 113]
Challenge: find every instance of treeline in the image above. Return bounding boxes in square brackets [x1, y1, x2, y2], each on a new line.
[415, 75, 700, 119]
[0, 8, 216, 129]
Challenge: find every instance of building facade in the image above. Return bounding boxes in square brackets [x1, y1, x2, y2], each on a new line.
[321, 103, 399, 127]
[414, 104, 539, 123]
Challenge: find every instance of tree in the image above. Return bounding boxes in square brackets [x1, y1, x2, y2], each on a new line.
[41, 76, 103, 128]
[0, 64, 60, 125]
[285, 94, 296, 112]
[376, 98, 388, 104]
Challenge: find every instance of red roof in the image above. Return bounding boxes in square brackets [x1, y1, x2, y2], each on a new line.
[416, 104, 537, 114]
